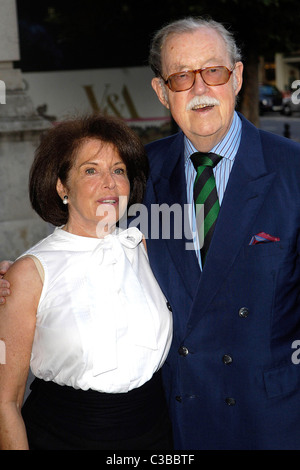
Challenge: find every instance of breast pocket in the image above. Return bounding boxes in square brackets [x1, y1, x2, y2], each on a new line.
[244, 240, 288, 259]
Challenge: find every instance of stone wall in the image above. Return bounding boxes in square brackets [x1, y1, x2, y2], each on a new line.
[0, 89, 50, 261]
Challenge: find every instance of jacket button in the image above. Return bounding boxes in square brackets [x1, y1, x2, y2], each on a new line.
[225, 397, 236, 406]
[222, 354, 233, 365]
[178, 346, 189, 356]
[175, 395, 182, 402]
[239, 307, 249, 318]
[166, 301, 172, 312]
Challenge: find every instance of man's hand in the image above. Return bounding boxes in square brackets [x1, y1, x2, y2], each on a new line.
[0, 261, 13, 304]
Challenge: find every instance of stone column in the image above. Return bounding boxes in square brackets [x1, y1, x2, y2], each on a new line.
[0, 0, 50, 261]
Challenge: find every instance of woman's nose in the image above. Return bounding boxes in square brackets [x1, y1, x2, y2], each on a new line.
[102, 171, 116, 188]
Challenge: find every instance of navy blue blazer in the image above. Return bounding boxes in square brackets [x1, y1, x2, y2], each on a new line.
[144, 113, 300, 449]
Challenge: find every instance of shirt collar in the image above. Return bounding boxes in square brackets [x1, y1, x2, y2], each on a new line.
[184, 111, 242, 166]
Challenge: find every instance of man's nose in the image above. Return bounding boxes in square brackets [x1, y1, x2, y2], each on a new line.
[192, 71, 209, 93]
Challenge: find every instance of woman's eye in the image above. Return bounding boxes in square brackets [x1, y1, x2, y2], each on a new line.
[114, 168, 125, 175]
[85, 168, 96, 175]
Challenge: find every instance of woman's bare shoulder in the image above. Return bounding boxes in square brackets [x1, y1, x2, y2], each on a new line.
[4, 256, 40, 281]
[3, 256, 43, 306]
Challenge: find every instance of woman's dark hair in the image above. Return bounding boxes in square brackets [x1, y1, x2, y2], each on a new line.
[29, 113, 149, 226]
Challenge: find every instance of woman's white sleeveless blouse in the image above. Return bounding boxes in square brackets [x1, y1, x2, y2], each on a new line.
[22, 227, 172, 393]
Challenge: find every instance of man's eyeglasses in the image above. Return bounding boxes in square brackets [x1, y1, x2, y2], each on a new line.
[163, 66, 234, 92]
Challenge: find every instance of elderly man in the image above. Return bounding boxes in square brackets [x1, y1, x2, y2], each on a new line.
[143, 17, 300, 450]
[1, 17, 300, 450]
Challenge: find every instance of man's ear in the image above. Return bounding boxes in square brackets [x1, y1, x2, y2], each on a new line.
[234, 61, 243, 95]
[151, 77, 170, 109]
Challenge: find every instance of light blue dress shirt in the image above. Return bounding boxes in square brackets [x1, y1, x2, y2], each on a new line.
[184, 111, 242, 268]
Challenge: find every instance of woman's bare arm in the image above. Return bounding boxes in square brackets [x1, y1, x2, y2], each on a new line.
[0, 257, 42, 449]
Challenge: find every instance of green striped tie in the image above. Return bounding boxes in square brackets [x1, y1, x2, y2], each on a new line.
[190, 152, 222, 265]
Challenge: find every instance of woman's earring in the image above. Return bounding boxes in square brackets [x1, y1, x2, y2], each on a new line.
[63, 195, 69, 205]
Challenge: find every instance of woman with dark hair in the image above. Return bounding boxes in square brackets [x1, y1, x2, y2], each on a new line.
[0, 114, 173, 450]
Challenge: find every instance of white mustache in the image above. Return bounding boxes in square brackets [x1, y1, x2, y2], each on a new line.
[186, 96, 220, 111]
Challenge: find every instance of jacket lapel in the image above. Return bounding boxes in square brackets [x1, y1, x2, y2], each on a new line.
[150, 133, 200, 300]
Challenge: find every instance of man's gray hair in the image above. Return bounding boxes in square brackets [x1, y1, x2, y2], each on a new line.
[149, 16, 242, 78]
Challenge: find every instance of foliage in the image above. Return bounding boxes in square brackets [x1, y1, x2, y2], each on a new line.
[16, 0, 300, 71]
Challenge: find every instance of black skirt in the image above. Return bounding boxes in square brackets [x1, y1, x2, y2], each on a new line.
[21, 370, 173, 450]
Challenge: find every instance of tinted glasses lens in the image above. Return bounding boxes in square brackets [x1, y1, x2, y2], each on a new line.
[168, 71, 194, 91]
[201, 67, 230, 85]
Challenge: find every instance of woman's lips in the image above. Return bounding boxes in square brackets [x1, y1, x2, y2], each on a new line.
[97, 197, 119, 205]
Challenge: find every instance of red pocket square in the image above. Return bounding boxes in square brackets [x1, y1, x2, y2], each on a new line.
[249, 232, 280, 245]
